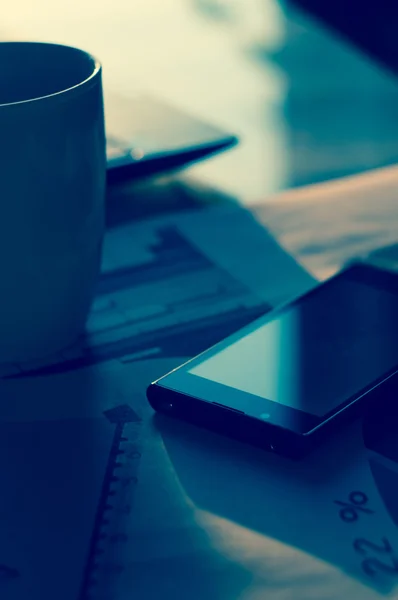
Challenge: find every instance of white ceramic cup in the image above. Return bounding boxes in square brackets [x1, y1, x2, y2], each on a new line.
[0, 42, 106, 362]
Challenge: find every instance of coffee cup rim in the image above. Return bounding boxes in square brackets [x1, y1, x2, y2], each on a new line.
[0, 41, 101, 108]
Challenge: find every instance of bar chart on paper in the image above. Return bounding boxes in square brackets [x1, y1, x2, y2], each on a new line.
[0, 205, 313, 599]
[6, 219, 271, 379]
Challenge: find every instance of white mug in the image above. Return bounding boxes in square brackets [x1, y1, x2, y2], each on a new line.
[0, 42, 106, 362]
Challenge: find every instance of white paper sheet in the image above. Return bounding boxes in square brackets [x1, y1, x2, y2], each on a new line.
[0, 202, 316, 600]
[2, 198, 398, 599]
[258, 166, 398, 280]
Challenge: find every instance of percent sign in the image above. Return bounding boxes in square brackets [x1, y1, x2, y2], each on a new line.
[334, 491, 374, 523]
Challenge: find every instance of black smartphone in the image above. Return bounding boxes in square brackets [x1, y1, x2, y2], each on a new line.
[147, 263, 398, 458]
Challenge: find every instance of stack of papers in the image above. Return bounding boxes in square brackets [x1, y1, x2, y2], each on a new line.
[0, 200, 315, 599]
[2, 184, 397, 599]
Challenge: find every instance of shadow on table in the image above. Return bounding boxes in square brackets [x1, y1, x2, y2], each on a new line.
[106, 175, 236, 228]
[154, 411, 396, 595]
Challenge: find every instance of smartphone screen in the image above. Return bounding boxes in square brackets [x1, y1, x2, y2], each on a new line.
[157, 267, 398, 435]
[189, 277, 398, 418]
